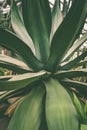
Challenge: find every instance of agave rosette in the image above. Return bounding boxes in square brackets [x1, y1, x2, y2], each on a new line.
[0, 0, 87, 130]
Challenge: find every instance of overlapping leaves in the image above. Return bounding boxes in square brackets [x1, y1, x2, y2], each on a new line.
[0, 0, 87, 130]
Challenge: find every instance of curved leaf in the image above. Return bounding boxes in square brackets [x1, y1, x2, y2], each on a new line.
[46, 0, 87, 72]
[45, 78, 79, 130]
[50, 0, 63, 40]
[0, 62, 30, 74]
[0, 75, 13, 81]
[11, 0, 35, 53]
[0, 54, 30, 73]
[22, 0, 52, 62]
[7, 85, 45, 130]
[62, 78, 87, 89]
[0, 71, 47, 91]
[61, 51, 87, 70]
[0, 91, 16, 103]
[0, 54, 28, 69]
[0, 86, 31, 104]
[54, 69, 87, 79]
[0, 28, 44, 71]
[61, 78, 87, 97]
[62, 32, 87, 62]
[73, 93, 84, 120]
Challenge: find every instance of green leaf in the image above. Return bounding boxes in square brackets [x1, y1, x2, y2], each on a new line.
[50, 0, 63, 40]
[61, 78, 87, 97]
[81, 124, 87, 130]
[0, 91, 14, 104]
[45, 78, 79, 130]
[62, 32, 87, 62]
[0, 75, 13, 81]
[84, 102, 87, 123]
[22, 0, 52, 63]
[11, 0, 35, 53]
[46, 0, 87, 72]
[0, 69, 4, 76]
[0, 28, 44, 71]
[0, 54, 27, 68]
[0, 54, 30, 73]
[0, 71, 47, 91]
[54, 69, 87, 79]
[7, 85, 45, 130]
[0, 85, 31, 104]
[61, 51, 87, 70]
[62, 78, 87, 89]
[75, 59, 87, 68]
[0, 62, 29, 74]
[73, 93, 84, 120]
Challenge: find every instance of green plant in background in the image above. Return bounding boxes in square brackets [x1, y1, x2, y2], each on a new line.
[0, 68, 4, 75]
[0, 0, 87, 130]
[0, 7, 11, 30]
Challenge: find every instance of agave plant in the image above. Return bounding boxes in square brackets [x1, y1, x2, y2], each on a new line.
[0, 0, 87, 130]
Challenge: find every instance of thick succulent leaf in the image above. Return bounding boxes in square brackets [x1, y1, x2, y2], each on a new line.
[0, 62, 30, 74]
[0, 28, 44, 71]
[45, 78, 79, 130]
[22, 0, 51, 62]
[0, 54, 30, 73]
[11, 0, 35, 53]
[61, 51, 87, 70]
[50, 0, 63, 40]
[0, 75, 13, 81]
[54, 69, 87, 79]
[7, 85, 45, 130]
[0, 54, 28, 68]
[62, 32, 87, 62]
[46, 0, 87, 72]
[0, 71, 47, 91]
